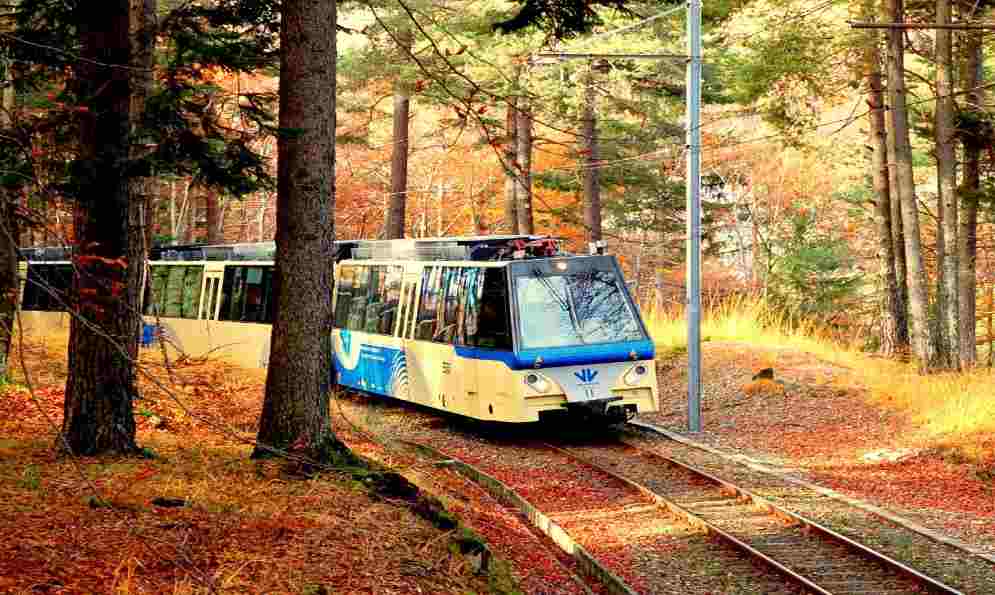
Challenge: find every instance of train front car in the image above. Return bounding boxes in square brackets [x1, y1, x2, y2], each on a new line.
[503, 255, 658, 423]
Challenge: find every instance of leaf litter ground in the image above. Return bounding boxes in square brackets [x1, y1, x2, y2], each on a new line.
[0, 339, 501, 594]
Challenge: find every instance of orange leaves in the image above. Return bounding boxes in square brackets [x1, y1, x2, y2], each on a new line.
[741, 378, 786, 398]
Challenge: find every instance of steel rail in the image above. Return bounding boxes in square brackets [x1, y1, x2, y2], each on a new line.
[547, 443, 834, 595]
[395, 439, 634, 595]
[553, 441, 963, 595]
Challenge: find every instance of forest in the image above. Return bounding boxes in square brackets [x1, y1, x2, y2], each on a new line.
[1, 0, 995, 592]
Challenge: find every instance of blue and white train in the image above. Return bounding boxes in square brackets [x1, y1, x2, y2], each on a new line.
[18, 235, 659, 423]
[331, 235, 659, 423]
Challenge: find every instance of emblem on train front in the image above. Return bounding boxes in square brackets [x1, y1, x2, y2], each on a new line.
[574, 368, 598, 384]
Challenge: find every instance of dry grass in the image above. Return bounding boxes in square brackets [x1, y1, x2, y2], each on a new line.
[646, 297, 995, 461]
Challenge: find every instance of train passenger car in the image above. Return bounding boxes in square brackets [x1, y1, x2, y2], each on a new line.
[331, 236, 659, 423]
[18, 243, 279, 370]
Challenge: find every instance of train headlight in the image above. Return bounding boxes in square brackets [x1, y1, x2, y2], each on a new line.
[524, 372, 551, 393]
[623, 364, 649, 386]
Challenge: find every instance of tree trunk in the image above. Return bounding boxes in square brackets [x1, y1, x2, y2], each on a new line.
[0, 199, 17, 379]
[62, 0, 141, 456]
[0, 2, 20, 378]
[129, 0, 155, 319]
[886, 99, 909, 348]
[183, 186, 194, 242]
[886, 0, 936, 370]
[958, 26, 983, 367]
[582, 69, 602, 244]
[503, 98, 519, 234]
[515, 99, 534, 234]
[386, 32, 411, 241]
[863, 11, 900, 356]
[935, 0, 959, 368]
[253, 0, 337, 459]
[205, 189, 223, 243]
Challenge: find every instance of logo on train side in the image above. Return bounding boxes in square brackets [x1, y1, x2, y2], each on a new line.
[574, 368, 598, 384]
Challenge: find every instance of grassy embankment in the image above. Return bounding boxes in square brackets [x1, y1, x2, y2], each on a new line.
[646, 297, 995, 462]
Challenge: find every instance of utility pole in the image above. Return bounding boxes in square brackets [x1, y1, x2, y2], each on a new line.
[532, 3, 702, 432]
[687, 0, 702, 433]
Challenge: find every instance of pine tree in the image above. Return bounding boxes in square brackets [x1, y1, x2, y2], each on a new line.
[253, 0, 338, 459]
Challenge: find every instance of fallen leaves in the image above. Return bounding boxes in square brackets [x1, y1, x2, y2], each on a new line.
[0, 339, 495, 594]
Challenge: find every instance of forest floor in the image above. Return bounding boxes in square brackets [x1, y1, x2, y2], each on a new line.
[640, 341, 995, 554]
[0, 339, 507, 595]
[6, 336, 995, 593]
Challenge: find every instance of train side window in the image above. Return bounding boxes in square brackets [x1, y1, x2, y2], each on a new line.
[23, 264, 72, 311]
[415, 266, 441, 341]
[364, 266, 385, 334]
[347, 266, 369, 331]
[242, 266, 271, 322]
[455, 268, 480, 345]
[431, 267, 452, 342]
[183, 267, 204, 318]
[218, 266, 273, 323]
[435, 267, 465, 343]
[465, 268, 511, 350]
[147, 266, 168, 315]
[334, 266, 355, 328]
[145, 265, 204, 319]
[379, 266, 402, 335]
[163, 266, 186, 317]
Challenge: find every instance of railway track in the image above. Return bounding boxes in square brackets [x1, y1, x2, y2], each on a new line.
[335, 394, 978, 594]
[557, 438, 963, 595]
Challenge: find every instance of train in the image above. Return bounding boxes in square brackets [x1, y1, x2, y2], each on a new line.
[18, 235, 659, 423]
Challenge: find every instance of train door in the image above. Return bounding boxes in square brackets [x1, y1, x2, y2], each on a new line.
[404, 266, 450, 409]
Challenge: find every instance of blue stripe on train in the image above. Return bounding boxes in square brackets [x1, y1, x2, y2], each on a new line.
[334, 341, 405, 397]
[454, 339, 655, 370]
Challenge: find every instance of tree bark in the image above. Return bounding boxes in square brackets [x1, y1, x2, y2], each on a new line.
[62, 0, 141, 456]
[253, 0, 337, 458]
[886, 98, 909, 348]
[0, 1, 20, 378]
[935, 0, 959, 368]
[886, 0, 936, 370]
[129, 0, 155, 320]
[503, 98, 519, 234]
[958, 25, 983, 367]
[863, 11, 900, 356]
[205, 189, 223, 243]
[515, 101, 534, 234]
[386, 92, 409, 239]
[386, 31, 412, 240]
[582, 68, 602, 244]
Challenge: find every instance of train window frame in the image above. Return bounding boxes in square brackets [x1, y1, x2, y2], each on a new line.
[218, 265, 276, 324]
[346, 265, 370, 331]
[463, 267, 513, 351]
[364, 266, 386, 334]
[399, 271, 419, 339]
[434, 267, 465, 344]
[334, 265, 356, 329]
[415, 266, 441, 341]
[459, 268, 481, 345]
[379, 266, 402, 335]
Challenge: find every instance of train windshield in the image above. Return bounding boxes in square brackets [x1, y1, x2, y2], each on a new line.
[514, 261, 645, 349]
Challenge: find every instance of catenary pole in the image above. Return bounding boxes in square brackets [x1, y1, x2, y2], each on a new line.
[686, 0, 702, 432]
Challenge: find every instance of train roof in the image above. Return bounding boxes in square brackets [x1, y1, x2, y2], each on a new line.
[21, 235, 566, 263]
